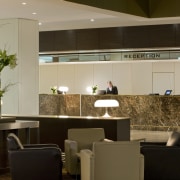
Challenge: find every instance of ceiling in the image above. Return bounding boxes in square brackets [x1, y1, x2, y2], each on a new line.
[1, 0, 180, 32]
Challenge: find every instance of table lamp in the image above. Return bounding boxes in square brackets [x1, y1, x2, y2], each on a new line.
[94, 99, 119, 117]
[58, 86, 69, 94]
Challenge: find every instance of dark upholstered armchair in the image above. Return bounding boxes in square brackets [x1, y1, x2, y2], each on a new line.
[141, 131, 180, 180]
[7, 133, 63, 180]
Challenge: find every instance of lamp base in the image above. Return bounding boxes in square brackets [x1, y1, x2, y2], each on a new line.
[102, 107, 111, 118]
[103, 112, 111, 118]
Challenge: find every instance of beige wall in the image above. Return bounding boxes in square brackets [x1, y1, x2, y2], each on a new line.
[39, 60, 180, 95]
[0, 19, 39, 115]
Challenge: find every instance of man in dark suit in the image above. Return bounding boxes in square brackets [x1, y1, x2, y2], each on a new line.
[106, 81, 118, 94]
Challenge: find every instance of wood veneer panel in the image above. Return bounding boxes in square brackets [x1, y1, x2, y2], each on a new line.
[123, 25, 150, 48]
[54, 30, 76, 51]
[175, 24, 180, 47]
[76, 29, 99, 50]
[39, 24, 179, 52]
[148, 24, 176, 47]
[99, 27, 123, 49]
[39, 31, 55, 52]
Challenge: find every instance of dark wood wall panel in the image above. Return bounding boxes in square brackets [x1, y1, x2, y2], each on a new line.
[99, 27, 123, 49]
[148, 24, 176, 47]
[54, 30, 76, 51]
[39, 31, 55, 52]
[123, 26, 150, 48]
[76, 29, 99, 50]
[175, 24, 180, 46]
[39, 24, 180, 52]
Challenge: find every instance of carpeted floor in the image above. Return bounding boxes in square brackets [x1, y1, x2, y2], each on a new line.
[0, 152, 80, 180]
[0, 173, 10, 180]
[0, 171, 80, 180]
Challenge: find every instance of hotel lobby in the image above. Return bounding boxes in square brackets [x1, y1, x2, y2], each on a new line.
[1, 1, 180, 180]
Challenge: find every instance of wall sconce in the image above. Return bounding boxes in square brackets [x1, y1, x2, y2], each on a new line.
[94, 99, 119, 118]
[58, 86, 69, 94]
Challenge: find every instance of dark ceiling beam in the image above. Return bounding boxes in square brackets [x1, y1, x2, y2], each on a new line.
[64, 0, 180, 18]
[149, 0, 180, 18]
[64, 0, 150, 17]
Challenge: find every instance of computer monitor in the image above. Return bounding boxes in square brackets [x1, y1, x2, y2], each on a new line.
[164, 90, 172, 95]
[96, 90, 106, 95]
[149, 93, 159, 96]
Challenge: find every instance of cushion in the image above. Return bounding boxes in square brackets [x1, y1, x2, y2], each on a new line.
[7, 133, 24, 150]
[68, 128, 105, 151]
[166, 131, 180, 146]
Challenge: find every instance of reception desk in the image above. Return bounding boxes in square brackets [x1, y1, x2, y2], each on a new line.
[39, 94, 180, 131]
[39, 94, 80, 116]
[81, 95, 180, 131]
[11, 115, 130, 151]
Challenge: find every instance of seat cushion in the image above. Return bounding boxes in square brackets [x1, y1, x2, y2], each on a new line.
[166, 131, 180, 146]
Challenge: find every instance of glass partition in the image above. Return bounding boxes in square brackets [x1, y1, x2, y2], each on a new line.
[39, 50, 180, 63]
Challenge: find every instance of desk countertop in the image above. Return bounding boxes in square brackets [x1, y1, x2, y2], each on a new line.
[0, 120, 39, 130]
[3, 114, 130, 121]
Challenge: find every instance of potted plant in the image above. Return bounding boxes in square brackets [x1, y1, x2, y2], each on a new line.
[0, 49, 17, 97]
[51, 86, 57, 94]
[92, 85, 98, 94]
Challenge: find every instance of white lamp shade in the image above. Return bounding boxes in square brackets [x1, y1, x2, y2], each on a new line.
[58, 86, 69, 92]
[94, 99, 119, 107]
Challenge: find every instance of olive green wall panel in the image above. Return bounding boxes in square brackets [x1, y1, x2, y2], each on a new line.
[150, 0, 180, 18]
[65, 0, 180, 18]
[65, 0, 149, 17]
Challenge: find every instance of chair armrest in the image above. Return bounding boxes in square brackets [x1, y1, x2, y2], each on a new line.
[139, 154, 144, 180]
[141, 145, 180, 155]
[23, 144, 59, 148]
[64, 139, 79, 175]
[80, 149, 94, 180]
[9, 147, 62, 163]
[64, 139, 78, 155]
[80, 149, 93, 158]
[103, 138, 113, 142]
[140, 141, 166, 146]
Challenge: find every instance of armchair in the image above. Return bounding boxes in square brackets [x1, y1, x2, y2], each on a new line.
[7, 133, 62, 180]
[80, 141, 144, 180]
[64, 128, 107, 175]
[141, 131, 180, 180]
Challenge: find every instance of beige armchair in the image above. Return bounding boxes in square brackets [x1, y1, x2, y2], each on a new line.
[80, 141, 144, 180]
[64, 128, 107, 175]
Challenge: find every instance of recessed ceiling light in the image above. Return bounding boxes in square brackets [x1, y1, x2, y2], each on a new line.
[90, 19, 95, 22]
[32, 12, 37, 15]
[22, 2, 27, 5]
[39, 22, 42, 26]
